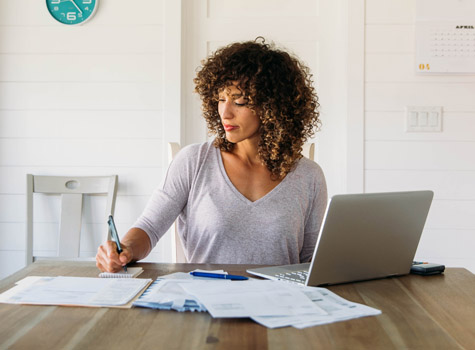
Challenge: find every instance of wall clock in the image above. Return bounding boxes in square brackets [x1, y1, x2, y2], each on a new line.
[46, 0, 98, 25]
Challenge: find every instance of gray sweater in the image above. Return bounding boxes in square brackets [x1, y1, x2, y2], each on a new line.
[133, 141, 327, 265]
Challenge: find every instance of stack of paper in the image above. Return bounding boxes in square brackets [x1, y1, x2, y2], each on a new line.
[0, 272, 381, 328]
[250, 285, 382, 329]
[0, 276, 152, 308]
[133, 274, 381, 328]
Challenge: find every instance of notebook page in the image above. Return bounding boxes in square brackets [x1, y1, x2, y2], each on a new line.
[99, 267, 143, 278]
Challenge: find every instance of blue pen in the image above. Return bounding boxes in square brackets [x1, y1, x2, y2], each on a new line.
[190, 271, 248, 280]
[107, 215, 127, 272]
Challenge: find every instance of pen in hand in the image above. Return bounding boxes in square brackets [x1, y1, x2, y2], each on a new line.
[107, 215, 127, 272]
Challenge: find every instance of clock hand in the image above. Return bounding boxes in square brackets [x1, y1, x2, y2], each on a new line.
[69, 0, 83, 14]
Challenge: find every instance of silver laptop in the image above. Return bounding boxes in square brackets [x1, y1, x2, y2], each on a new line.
[247, 191, 434, 286]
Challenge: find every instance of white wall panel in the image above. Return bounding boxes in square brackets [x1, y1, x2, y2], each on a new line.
[0, 54, 162, 82]
[0, 223, 25, 250]
[366, 141, 475, 171]
[425, 200, 475, 230]
[207, 0, 319, 18]
[365, 0, 414, 24]
[0, 82, 162, 110]
[417, 229, 475, 258]
[365, 112, 475, 141]
[365, 25, 415, 54]
[0, 111, 162, 138]
[0, 251, 25, 280]
[0, 26, 163, 54]
[365, 83, 475, 112]
[0, 139, 162, 167]
[365, 170, 475, 200]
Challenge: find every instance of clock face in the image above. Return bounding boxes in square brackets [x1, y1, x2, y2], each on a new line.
[46, 0, 98, 25]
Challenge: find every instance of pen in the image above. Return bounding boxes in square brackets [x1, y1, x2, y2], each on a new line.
[107, 215, 127, 272]
[190, 271, 248, 280]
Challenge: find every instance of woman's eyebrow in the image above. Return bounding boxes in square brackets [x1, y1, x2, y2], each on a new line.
[218, 90, 248, 99]
[231, 93, 244, 98]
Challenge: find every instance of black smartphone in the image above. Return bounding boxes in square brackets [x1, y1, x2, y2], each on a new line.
[410, 262, 445, 275]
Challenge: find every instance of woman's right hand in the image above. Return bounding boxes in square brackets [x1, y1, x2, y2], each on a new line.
[96, 241, 133, 273]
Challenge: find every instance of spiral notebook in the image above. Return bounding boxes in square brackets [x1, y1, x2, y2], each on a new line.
[99, 267, 144, 278]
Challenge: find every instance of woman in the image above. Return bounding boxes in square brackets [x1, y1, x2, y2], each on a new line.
[96, 38, 327, 272]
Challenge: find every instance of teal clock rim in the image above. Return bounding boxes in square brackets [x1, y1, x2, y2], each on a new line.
[46, 0, 99, 26]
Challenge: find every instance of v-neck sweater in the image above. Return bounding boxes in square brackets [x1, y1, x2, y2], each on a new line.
[133, 140, 327, 265]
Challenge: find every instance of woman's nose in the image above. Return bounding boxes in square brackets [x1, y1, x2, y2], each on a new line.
[220, 100, 233, 119]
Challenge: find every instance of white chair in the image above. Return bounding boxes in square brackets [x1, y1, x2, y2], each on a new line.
[168, 142, 187, 263]
[302, 143, 315, 161]
[26, 174, 118, 265]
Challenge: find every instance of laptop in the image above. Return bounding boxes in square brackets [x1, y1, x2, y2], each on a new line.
[247, 191, 434, 286]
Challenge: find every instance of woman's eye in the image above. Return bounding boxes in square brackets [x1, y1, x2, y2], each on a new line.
[234, 99, 249, 106]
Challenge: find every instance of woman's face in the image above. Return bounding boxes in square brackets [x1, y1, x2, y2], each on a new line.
[218, 83, 261, 145]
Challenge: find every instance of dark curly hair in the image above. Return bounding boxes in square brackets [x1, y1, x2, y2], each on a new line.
[194, 38, 320, 179]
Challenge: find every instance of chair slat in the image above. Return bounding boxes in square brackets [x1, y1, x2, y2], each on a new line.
[58, 193, 83, 258]
[302, 143, 315, 161]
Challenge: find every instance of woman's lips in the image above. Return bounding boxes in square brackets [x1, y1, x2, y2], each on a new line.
[223, 124, 238, 131]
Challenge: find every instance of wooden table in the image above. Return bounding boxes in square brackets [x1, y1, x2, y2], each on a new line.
[0, 261, 474, 350]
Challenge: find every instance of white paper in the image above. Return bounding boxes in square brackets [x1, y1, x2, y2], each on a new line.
[0, 276, 151, 307]
[251, 287, 381, 329]
[180, 280, 327, 318]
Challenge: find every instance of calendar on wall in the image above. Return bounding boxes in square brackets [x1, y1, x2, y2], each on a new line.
[416, 0, 475, 74]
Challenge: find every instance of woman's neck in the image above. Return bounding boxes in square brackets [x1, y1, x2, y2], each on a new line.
[232, 138, 261, 166]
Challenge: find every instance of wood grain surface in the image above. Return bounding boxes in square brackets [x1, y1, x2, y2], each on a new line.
[0, 261, 474, 350]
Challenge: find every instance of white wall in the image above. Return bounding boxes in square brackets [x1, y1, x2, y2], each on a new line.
[1, 0, 473, 279]
[0, 0, 180, 279]
[364, 0, 475, 272]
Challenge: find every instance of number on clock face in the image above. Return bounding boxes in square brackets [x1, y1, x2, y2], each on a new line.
[46, 0, 98, 25]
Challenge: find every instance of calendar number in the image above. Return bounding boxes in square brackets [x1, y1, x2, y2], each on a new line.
[418, 63, 431, 71]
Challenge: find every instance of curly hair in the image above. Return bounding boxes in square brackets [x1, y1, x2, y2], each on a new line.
[194, 38, 320, 179]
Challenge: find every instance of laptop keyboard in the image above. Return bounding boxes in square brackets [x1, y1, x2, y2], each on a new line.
[275, 270, 308, 284]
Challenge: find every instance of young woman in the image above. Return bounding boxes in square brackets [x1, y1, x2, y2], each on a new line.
[96, 38, 327, 272]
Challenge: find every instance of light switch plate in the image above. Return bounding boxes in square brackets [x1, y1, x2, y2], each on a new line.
[406, 106, 443, 132]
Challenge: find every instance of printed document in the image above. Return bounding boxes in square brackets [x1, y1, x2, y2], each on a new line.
[251, 286, 381, 329]
[0, 276, 152, 308]
[180, 279, 327, 318]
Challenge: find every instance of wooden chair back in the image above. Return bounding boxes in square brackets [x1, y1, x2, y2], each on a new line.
[26, 174, 118, 265]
